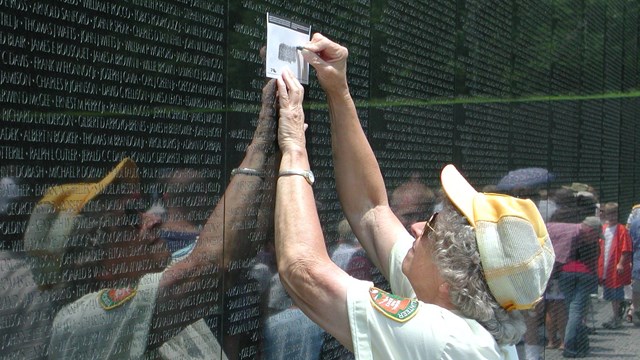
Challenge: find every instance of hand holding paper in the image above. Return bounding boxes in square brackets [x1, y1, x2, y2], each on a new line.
[265, 13, 311, 84]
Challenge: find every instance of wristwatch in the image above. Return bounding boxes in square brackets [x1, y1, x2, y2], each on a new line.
[278, 169, 315, 185]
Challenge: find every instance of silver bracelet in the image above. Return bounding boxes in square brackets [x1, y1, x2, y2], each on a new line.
[278, 169, 315, 185]
[231, 168, 264, 178]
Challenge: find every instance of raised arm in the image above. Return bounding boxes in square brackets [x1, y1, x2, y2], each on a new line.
[300, 33, 405, 276]
[274, 67, 353, 348]
[150, 80, 279, 350]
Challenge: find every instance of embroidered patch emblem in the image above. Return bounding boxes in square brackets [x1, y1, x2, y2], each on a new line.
[369, 287, 419, 322]
[98, 286, 137, 310]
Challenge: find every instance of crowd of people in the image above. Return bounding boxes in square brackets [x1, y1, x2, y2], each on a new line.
[1, 32, 639, 360]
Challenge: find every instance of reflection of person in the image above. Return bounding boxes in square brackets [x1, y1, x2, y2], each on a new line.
[153, 168, 205, 254]
[45, 158, 221, 359]
[330, 218, 361, 270]
[273, 34, 555, 359]
[389, 175, 436, 231]
[263, 274, 323, 360]
[558, 217, 601, 357]
[0, 177, 19, 216]
[0, 250, 56, 359]
[627, 204, 640, 326]
[544, 275, 566, 349]
[48, 79, 279, 359]
[3, 161, 162, 359]
[542, 187, 598, 356]
[16, 159, 155, 359]
[540, 188, 597, 359]
[598, 202, 632, 329]
[7, 160, 147, 360]
[0, 176, 23, 250]
[331, 218, 374, 283]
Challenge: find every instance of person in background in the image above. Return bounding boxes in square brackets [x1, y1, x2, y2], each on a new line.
[0, 242, 58, 359]
[558, 216, 601, 358]
[151, 168, 206, 255]
[541, 186, 598, 355]
[262, 273, 324, 360]
[544, 272, 567, 350]
[389, 175, 436, 231]
[273, 34, 554, 359]
[335, 218, 375, 284]
[598, 202, 632, 329]
[626, 204, 640, 326]
[330, 218, 362, 271]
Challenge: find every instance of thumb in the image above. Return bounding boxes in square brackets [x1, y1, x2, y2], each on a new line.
[300, 49, 328, 70]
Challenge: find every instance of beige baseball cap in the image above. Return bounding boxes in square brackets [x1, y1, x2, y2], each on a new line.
[441, 164, 555, 311]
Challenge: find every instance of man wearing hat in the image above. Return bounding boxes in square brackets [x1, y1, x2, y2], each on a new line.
[45, 80, 279, 359]
[273, 34, 555, 359]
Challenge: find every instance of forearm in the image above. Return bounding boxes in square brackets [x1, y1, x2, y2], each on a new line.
[327, 90, 390, 270]
[274, 61, 355, 347]
[275, 147, 329, 272]
[618, 252, 630, 268]
[274, 162, 354, 345]
[199, 85, 277, 260]
[150, 147, 270, 350]
[276, 147, 343, 311]
[212, 144, 275, 265]
[327, 91, 388, 218]
[304, 35, 388, 221]
[152, 80, 278, 351]
[158, 144, 271, 281]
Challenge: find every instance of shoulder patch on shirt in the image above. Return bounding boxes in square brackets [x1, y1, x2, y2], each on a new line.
[98, 286, 137, 310]
[369, 287, 419, 322]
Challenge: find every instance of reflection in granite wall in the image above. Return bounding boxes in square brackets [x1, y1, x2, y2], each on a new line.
[0, 0, 639, 359]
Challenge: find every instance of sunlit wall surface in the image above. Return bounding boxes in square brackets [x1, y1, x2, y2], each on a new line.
[1, 0, 639, 359]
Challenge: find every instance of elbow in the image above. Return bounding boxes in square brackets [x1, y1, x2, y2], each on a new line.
[276, 257, 329, 304]
[277, 258, 314, 288]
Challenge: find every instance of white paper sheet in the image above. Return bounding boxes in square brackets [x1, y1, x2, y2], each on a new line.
[266, 13, 311, 84]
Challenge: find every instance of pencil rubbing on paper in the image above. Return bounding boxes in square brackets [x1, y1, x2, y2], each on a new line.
[278, 43, 298, 63]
